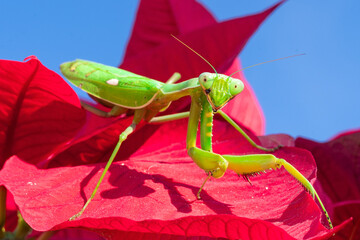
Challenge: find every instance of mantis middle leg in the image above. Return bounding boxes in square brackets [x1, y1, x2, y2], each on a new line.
[151, 110, 281, 152]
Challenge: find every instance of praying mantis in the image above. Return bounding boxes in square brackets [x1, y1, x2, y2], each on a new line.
[60, 36, 333, 229]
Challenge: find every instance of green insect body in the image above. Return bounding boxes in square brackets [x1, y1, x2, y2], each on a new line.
[61, 60, 164, 110]
[60, 58, 333, 229]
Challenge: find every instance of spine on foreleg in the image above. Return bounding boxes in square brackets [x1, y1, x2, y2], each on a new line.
[200, 99, 213, 152]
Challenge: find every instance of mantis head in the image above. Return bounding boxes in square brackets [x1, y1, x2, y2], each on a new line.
[199, 72, 244, 112]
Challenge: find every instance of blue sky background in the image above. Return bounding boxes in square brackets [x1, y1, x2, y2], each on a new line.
[1, 0, 359, 142]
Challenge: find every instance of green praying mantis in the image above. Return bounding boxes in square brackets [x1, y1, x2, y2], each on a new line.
[60, 36, 333, 229]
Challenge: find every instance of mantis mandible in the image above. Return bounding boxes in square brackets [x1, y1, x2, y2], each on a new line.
[60, 36, 333, 229]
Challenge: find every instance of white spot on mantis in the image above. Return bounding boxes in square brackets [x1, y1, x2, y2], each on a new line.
[106, 78, 119, 86]
[265, 187, 269, 190]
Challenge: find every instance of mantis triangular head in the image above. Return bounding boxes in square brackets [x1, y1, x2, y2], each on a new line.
[198, 72, 244, 112]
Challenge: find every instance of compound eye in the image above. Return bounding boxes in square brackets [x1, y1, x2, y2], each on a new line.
[229, 79, 244, 96]
[199, 72, 212, 89]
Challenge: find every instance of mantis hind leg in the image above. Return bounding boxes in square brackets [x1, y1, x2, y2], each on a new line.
[223, 153, 333, 229]
[69, 109, 145, 220]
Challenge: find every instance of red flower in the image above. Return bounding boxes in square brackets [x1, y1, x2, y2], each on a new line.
[0, 0, 351, 239]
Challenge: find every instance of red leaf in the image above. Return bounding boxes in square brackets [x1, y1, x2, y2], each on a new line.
[0, 119, 344, 239]
[0, 57, 85, 167]
[296, 130, 360, 239]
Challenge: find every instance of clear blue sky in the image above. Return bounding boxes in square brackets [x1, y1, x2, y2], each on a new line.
[1, 0, 359, 141]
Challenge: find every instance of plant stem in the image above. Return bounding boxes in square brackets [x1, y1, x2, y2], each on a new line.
[0, 186, 6, 238]
[37, 231, 54, 240]
[14, 212, 32, 239]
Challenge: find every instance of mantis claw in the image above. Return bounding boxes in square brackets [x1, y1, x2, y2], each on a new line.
[69, 209, 85, 221]
[69, 214, 80, 221]
[272, 144, 283, 151]
[258, 144, 283, 152]
[196, 191, 202, 200]
[197, 172, 212, 200]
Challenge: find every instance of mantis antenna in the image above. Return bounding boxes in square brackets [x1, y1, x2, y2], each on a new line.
[171, 34, 218, 76]
[171, 34, 304, 80]
[228, 53, 306, 78]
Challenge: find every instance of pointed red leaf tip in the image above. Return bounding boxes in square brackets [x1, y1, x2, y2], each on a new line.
[120, 0, 285, 135]
[296, 130, 360, 240]
[0, 57, 85, 167]
[23, 55, 38, 61]
[0, 119, 342, 239]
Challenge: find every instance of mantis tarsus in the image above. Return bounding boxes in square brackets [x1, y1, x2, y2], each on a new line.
[60, 36, 333, 229]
